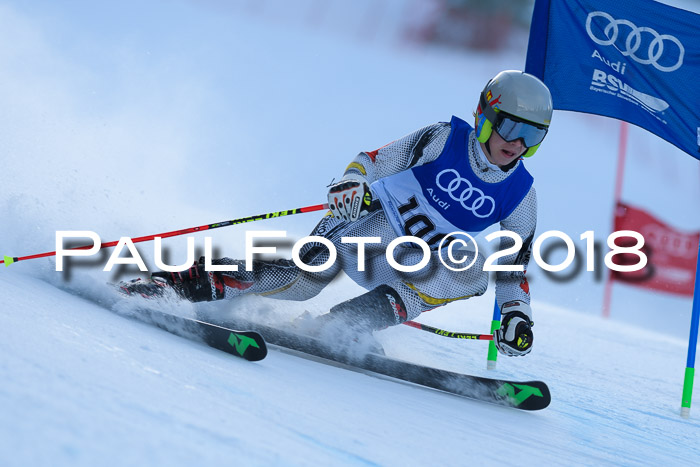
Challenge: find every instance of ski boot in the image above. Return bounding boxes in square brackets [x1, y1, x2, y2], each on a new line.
[117, 259, 225, 302]
[307, 285, 409, 356]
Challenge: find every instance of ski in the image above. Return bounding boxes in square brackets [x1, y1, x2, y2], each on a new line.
[140, 308, 268, 361]
[205, 313, 550, 410]
[111, 305, 268, 362]
[104, 281, 268, 361]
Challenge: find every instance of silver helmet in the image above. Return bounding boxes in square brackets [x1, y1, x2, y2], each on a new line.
[475, 70, 553, 157]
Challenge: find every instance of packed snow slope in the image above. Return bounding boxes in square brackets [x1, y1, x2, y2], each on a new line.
[1, 0, 700, 465]
[2, 270, 700, 466]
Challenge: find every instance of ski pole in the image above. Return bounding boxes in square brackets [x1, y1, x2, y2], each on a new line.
[2, 203, 329, 267]
[402, 321, 493, 340]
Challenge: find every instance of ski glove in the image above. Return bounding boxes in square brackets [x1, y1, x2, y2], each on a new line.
[494, 300, 534, 357]
[327, 179, 372, 221]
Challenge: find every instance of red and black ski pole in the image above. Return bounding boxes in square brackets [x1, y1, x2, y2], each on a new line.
[2, 203, 329, 267]
[402, 321, 493, 341]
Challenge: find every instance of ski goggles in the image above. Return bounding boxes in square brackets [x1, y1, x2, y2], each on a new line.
[492, 114, 548, 148]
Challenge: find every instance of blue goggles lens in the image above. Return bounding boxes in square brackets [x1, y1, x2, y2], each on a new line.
[494, 116, 548, 147]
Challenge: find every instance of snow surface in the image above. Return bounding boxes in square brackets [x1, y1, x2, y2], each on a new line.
[1, 0, 700, 465]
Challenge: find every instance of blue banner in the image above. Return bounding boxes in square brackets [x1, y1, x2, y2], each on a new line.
[526, 0, 700, 160]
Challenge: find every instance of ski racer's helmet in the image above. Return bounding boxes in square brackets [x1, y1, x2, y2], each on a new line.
[475, 70, 553, 158]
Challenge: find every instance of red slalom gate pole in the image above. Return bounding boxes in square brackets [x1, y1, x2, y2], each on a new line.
[2, 203, 329, 267]
[602, 120, 629, 318]
[403, 321, 493, 341]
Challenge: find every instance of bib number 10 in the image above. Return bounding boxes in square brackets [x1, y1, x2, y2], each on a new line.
[397, 196, 446, 246]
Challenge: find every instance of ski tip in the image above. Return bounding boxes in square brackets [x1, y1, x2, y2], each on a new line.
[3, 255, 15, 267]
[225, 331, 268, 362]
[498, 381, 551, 411]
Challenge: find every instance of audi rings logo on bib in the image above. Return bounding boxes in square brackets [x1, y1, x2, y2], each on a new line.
[585, 11, 685, 73]
[433, 169, 495, 218]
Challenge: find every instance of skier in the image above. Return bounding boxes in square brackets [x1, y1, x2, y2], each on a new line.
[121, 70, 553, 357]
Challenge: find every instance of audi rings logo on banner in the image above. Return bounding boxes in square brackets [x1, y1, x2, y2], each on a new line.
[435, 169, 495, 218]
[585, 11, 685, 72]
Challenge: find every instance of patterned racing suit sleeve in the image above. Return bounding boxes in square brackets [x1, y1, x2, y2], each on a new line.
[340, 123, 451, 184]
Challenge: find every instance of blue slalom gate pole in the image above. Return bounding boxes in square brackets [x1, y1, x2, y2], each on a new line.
[681, 241, 700, 418]
[487, 299, 500, 370]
